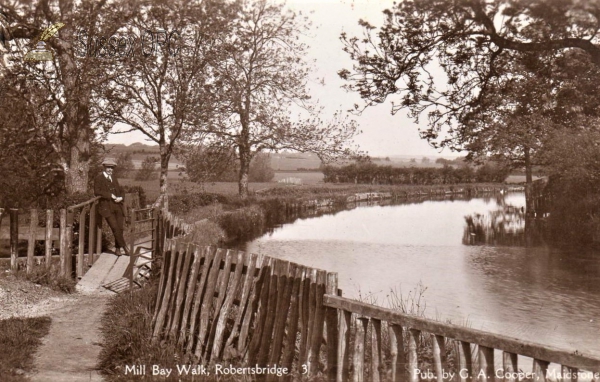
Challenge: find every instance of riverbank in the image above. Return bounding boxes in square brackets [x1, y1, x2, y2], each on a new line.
[170, 182, 515, 244]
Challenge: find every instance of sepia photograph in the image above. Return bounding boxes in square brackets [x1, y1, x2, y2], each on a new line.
[0, 0, 599, 381]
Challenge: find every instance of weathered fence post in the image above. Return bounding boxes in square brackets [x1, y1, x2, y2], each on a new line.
[337, 307, 351, 382]
[389, 324, 405, 382]
[59, 209, 67, 276]
[95, 217, 102, 257]
[45, 209, 53, 268]
[129, 207, 135, 293]
[477, 346, 494, 382]
[432, 334, 446, 382]
[532, 359, 549, 382]
[77, 207, 87, 278]
[352, 316, 368, 382]
[371, 319, 383, 382]
[65, 210, 74, 277]
[326, 272, 339, 381]
[27, 208, 38, 274]
[10, 208, 19, 272]
[457, 341, 473, 382]
[88, 202, 96, 266]
[407, 329, 421, 382]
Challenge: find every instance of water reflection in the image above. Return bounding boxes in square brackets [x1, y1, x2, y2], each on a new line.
[463, 204, 527, 246]
[243, 193, 600, 356]
[463, 195, 545, 246]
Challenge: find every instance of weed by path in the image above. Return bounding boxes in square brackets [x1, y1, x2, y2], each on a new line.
[0, 316, 51, 382]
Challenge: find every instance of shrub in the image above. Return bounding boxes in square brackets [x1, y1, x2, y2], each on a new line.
[135, 156, 158, 181]
[217, 205, 266, 242]
[322, 161, 508, 185]
[168, 193, 231, 215]
[184, 220, 226, 247]
[122, 185, 147, 208]
[248, 153, 275, 182]
[18, 265, 77, 293]
[114, 152, 135, 179]
[183, 144, 238, 183]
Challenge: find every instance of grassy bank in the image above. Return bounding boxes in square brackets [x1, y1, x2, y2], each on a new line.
[169, 182, 509, 244]
[0, 316, 51, 382]
[99, 282, 277, 382]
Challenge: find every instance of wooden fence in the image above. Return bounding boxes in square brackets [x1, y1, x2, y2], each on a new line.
[323, 295, 600, 382]
[152, 238, 337, 379]
[0, 193, 140, 278]
[149, 195, 600, 382]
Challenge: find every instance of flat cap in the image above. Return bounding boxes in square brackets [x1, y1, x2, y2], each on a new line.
[102, 158, 118, 167]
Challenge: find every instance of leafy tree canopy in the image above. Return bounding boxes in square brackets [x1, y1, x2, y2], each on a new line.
[339, 0, 600, 156]
[185, 0, 359, 198]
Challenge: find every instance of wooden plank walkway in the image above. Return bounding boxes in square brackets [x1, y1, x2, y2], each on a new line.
[76, 236, 154, 294]
[76, 252, 123, 294]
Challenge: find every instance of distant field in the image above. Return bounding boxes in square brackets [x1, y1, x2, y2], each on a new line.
[108, 143, 458, 173]
[120, 175, 280, 202]
[273, 171, 324, 184]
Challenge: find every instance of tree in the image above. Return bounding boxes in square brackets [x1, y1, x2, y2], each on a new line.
[339, 0, 600, 149]
[135, 156, 158, 181]
[114, 152, 134, 179]
[249, 153, 275, 182]
[182, 143, 238, 184]
[188, 0, 358, 199]
[98, 0, 236, 196]
[339, 0, 600, 211]
[0, 78, 63, 207]
[0, 0, 136, 194]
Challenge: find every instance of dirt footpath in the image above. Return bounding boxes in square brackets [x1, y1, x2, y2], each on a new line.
[29, 293, 111, 382]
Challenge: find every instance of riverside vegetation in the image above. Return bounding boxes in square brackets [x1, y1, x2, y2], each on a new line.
[168, 182, 507, 244]
[98, 183, 501, 380]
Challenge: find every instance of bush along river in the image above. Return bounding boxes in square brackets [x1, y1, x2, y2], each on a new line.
[242, 192, 600, 357]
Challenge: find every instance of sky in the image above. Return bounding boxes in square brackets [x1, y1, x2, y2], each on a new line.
[107, 0, 451, 158]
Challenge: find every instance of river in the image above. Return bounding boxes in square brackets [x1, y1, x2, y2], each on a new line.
[243, 193, 600, 357]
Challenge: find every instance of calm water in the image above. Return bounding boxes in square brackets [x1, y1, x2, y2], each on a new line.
[243, 194, 600, 357]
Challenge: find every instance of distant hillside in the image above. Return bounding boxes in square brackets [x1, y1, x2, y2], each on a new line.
[101, 145, 462, 172]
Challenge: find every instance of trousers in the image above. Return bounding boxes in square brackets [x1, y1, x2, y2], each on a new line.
[104, 212, 127, 249]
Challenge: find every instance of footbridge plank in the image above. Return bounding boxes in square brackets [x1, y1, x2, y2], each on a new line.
[76, 253, 120, 293]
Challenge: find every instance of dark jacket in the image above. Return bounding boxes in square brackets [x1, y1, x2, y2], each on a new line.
[94, 173, 125, 218]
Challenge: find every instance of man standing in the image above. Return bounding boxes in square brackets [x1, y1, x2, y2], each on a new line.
[94, 159, 129, 256]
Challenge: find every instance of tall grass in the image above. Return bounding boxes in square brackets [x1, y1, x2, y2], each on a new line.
[15, 263, 76, 293]
[98, 282, 272, 382]
[0, 316, 51, 382]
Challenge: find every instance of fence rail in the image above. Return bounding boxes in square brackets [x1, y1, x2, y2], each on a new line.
[0, 193, 140, 278]
[323, 294, 600, 382]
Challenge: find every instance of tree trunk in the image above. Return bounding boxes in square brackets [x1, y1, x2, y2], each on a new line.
[65, 152, 89, 194]
[57, 23, 93, 195]
[238, 145, 250, 199]
[159, 145, 171, 197]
